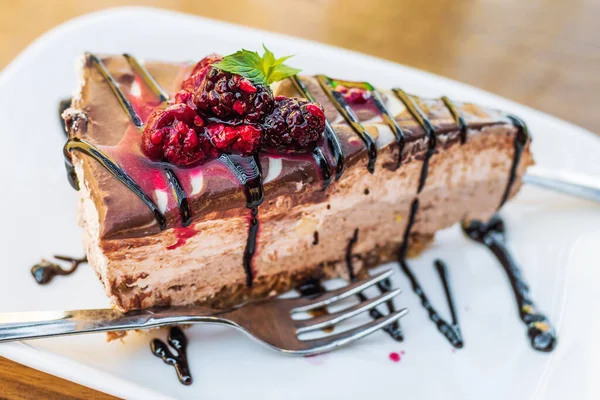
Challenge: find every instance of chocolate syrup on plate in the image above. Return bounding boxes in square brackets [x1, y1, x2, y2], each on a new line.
[151, 326, 193, 385]
[462, 216, 557, 352]
[31, 255, 87, 285]
[398, 200, 464, 348]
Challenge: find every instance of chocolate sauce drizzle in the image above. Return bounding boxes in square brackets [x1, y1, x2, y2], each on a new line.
[499, 115, 530, 209]
[441, 96, 467, 145]
[218, 153, 264, 286]
[151, 326, 193, 385]
[165, 169, 192, 227]
[87, 53, 143, 129]
[330, 79, 406, 170]
[371, 90, 406, 170]
[64, 138, 168, 230]
[391, 88, 468, 347]
[462, 217, 557, 352]
[345, 229, 404, 341]
[289, 75, 344, 182]
[123, 53, 169, 103]
[58, 98, 71, 135]
[316, 75, 378, 173]
[31, 255, 87, 285]
[392, 88, 437, 193]
[312, 146, 332, 190]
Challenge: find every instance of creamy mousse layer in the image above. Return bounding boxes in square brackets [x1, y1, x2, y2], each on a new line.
[65, 55, 533, 311]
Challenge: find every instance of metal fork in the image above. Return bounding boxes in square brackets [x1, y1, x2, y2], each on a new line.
[524, 166, 600, 203]
[0, 270, 406, 356]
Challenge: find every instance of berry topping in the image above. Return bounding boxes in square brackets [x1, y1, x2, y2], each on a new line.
[194, 68, 274, 122]
[181, 54, 223, 93]
[206, 123, 261, 155]
[336, 85, 371, 104]
[142, 104, 216, 167]
[262, 97, 326, 152]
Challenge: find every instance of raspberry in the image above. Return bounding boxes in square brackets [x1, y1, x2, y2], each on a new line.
[336, 85, 370, 104]
[142, 104, 217, 167]
[205, 123, 261, 155]
[194, 67, 274, 123]
[262, 97, 325, 152]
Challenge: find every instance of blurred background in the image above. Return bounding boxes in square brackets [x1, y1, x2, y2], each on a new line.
[0, 0, 598, 134]
[0, 0, 598, 398]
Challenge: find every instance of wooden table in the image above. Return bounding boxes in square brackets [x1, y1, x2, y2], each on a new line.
[0, 0, 597, 398]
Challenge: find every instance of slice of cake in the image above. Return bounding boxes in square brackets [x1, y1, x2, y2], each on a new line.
[62, 49, 533, 312]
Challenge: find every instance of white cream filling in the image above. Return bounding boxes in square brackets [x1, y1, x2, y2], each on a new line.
[263, 157, 283, 184]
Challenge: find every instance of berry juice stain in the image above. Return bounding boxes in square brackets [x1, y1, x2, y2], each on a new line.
[389, 350, 405, 363]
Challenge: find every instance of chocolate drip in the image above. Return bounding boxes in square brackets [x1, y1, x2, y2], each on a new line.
[441, 96, 467, 145]
[123, 53, 169, 103]
[393, 89, 465, 347]
[498, 115, 530, 209]
[289, 75, 345, 181]
[64, 138, 167, 230]
[31, 255, 87, 285]
[312, 146, 332, 190]
[345, 229, 404, 341]
[165, 169, 192, 227]
[87, 53, 143, 128]
[316, 75, 377, 173]
[151, 327, 193, 385]
[58, 98, 71, 135]
[462, 217, 557, 352]
[312, 231, 319, 245]
[219, 154, 264, 287]
[392, 88, 437, 193]
[371, 90, 406, 169]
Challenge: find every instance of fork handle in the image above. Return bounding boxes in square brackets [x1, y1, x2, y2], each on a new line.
[524, 166, 600, 203]
[0, 307, 232, 343]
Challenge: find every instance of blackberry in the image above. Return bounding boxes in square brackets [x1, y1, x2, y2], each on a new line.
[194, 67, 274, 123]
[142, 104, 217, 167]
[262, 97, 326, 152]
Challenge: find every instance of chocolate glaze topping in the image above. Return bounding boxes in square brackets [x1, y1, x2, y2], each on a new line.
[151, 326, 193, 385]
[31, 255, 87, 285]
[462, 217, 557, 352]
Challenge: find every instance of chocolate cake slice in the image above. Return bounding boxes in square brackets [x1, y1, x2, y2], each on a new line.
[62, 52, 533, 312]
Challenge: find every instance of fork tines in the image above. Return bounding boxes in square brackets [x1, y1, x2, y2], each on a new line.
[292, 269, 407, 354]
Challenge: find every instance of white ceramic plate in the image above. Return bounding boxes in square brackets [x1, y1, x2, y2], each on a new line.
[0, 7, 598, 399]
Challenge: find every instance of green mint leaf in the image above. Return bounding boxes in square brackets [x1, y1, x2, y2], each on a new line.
[213, 45, 301, 86]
